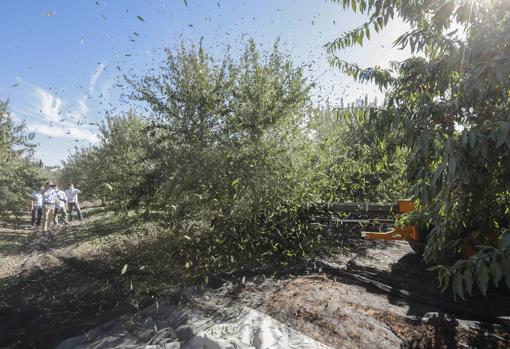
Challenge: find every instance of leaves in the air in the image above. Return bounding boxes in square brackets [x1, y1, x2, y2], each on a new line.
[137, 15, 144, 22]
[121, 264, 128, 275]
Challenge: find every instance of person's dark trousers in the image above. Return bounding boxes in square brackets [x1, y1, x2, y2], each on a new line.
[31, 207, 42, 226]
[54, 206, 68, 225]
[68, 202, 83, 221]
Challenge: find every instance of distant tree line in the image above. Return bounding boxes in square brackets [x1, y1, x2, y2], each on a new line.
[0, 100, 48, 218]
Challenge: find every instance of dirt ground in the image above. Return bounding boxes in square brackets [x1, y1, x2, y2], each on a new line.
[1, 210, 510, 348]
[0, 207, 144, 349]
[232, 241, 510, 348]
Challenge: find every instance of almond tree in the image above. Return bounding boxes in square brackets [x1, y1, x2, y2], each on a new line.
[328, 0, 510, 298]
[0, 100, 45, 218]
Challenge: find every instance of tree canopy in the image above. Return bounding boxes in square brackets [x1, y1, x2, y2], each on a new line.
[61, 39, 407, 275]
[0, 100, 47, 217]
[328, 0, 510, 299]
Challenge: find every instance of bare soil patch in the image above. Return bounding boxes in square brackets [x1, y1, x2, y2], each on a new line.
[1, 211, 509, 349]
[253, 274, 509, 348]
[0, 208, 143, 349]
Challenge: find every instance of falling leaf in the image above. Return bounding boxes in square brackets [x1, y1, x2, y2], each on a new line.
[184, 0, 188, 5]
[217, 1, 220, 7]
[183, 235, 192, 240]
[96, 1, 101, 5]
[188, 24, 193, 27]
[133, 32, 139, 36]
[121, 264, 128, 275]
[101, 14, 107, 20]
[137, 15, 144, 22]
[10, 83, 19, 88]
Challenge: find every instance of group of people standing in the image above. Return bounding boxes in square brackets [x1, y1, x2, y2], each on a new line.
[30, 182, 83, 233]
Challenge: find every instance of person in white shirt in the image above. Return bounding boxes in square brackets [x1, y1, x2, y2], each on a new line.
[30, 187, 43, 227]
[65, 184, 83, 221]
[41, 181, 57, 232]
[53, 185, 68, 226]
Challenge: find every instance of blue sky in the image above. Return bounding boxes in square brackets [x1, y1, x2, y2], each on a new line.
[0, 0, 409, 166]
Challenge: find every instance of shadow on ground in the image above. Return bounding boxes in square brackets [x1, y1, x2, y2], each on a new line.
[5, 211, 507, 349]
[0, 215, 382, 348]
[0, 207, 135, 257]
[318, 249, 510, 348]
[0, 257, 140, 349]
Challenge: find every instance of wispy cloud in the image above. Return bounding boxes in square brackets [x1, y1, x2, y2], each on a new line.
[15, 82, 98, 143]
[33, 86, 63, 122]
[27, 123, 99, 143]
[71, 95, 89, 121]
[29, 85, 90, 123]
[89, 63, 106, 94]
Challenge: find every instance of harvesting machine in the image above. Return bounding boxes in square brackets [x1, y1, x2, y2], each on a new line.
[326, 199, 426, 254]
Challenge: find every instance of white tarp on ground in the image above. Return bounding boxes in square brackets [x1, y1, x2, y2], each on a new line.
[55, 303, 333, 349]
[183, 307, 332, 349]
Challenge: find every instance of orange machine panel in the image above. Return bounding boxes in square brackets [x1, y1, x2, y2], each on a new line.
[363, 225, 417, 241]
[398, 200, 415, 213]
[363, 199, 419, 241]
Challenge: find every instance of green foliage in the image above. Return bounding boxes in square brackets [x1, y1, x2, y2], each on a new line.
[60, 112, 151, 207]
[60, 147, 102, 201]
[0, 100, 46, 218]
[62, 39, 407, 276]
[125, 39, 317, 269]
[430, 231, 510, 300]
[305, 106, 407, 203]
[329, 0, 510, 298]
